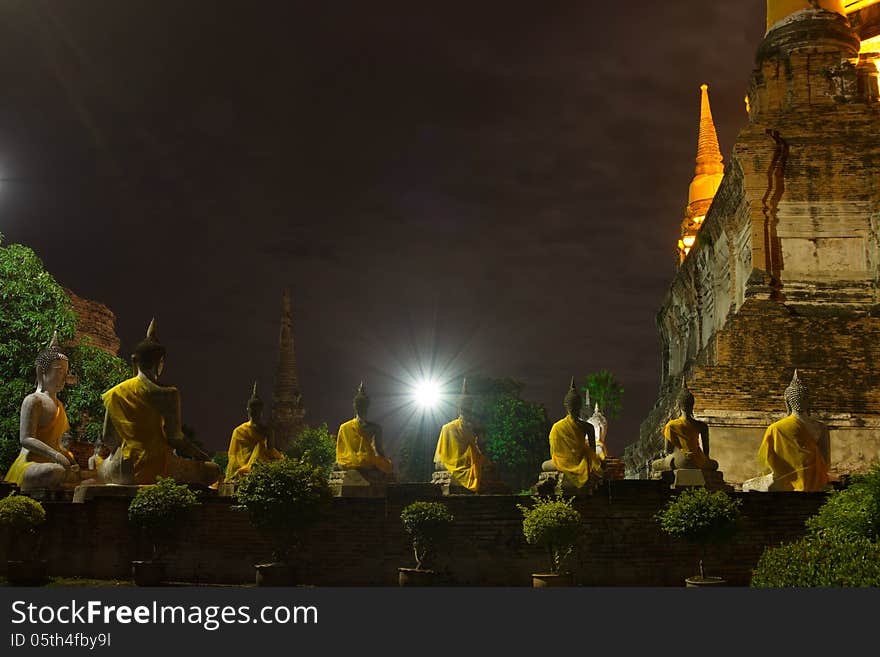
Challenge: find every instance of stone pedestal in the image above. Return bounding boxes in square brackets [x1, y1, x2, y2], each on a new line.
[217, 482, 237, 497]
[659, 468, 731, 491]
[602, 458, 626, 480]
[72, 484, 144, 503]
[329, 467, 394, 497]
[22, 488, 75, 503]
[741, 473, 774, 492]
[531, 471, 602, 497]
[430, 469, 508, 495]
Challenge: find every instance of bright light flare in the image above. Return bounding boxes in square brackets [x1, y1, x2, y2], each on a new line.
[414, 379, 441, 409]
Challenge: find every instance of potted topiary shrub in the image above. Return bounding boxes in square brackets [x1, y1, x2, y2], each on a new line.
[399, 501, 455, 586]
[517, 495, 582, 587]
[235, 458, 332, 586]
[655, 487, 741, 587]
[0, 493, 48, 586]
[128, 477, 201, 586]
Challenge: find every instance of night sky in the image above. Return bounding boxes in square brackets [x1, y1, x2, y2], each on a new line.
[0, 1, 766, 459]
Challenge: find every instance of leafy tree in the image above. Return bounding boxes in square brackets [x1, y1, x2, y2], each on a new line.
[582, 370, 624, 420]
[397, 438, 432, 483]
[468, 377, 550, 491]
[235, 458, 332, 562]
[400, 501, 454, 570]
[751, 535, 880, 587]
[0, 237, 131, 473]
[518, 495, 582, 574]
[128, 477, 201, 560]
[285, 423, 336, 477]
[64, 340, 131, 444]
[804, 465, 880, 542]
[212, 451, 229, 475]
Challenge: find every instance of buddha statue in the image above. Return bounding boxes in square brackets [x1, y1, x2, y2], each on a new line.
[434, 378, 489, 492]
[754, 370, 830, 492]
[335, 382, 393, 474]
[4, 332, 80, 491]
[652, 387, 719, 474]
[96, 319, 220, 487]
[225, 382, 284, 482]
[587, 402, 608, 461]
[541, 377, 602, 489]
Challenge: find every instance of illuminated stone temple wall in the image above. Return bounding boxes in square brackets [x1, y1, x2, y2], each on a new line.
[632, 4, 880, 483]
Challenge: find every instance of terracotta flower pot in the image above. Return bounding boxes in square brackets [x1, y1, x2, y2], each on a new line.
[685, 576, 727, 587]
[6, 560, 48, 586]
[131, 560, 165, 587]
[255, 562, 293, 587]
[532, 573, 572, 587]
[398, 567, 437, 586]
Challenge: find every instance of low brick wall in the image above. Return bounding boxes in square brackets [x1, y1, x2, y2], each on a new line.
[0, 481, 827, 586]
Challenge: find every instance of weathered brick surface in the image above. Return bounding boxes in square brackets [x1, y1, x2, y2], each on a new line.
[0, 482, 825, 586]
[64, 288, 120, 356]
[633, 11, 880, 478]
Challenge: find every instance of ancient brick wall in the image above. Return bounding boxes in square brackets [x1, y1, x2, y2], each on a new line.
[633, 10, 880, 479]
[64, 288, 120, 356]
[0, 482, 826, 586]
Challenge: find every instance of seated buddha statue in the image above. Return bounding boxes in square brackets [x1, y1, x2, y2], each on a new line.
[96, 319, 221, 487]
[652, 387, 719, 474]
[434, 378, 489, 492]
[225, 382, 284, 481]
[335, 382, 393, 475]
[756, 370, 830, 492]
[4, 332, 81, 491]
[541, 378, 602, 488]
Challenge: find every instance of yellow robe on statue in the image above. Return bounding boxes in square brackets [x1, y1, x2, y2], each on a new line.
[549, 415, 602, 488]
[225, 421, 283, 481]
[758, 414, 829, 492]
[435, 417, 483, 492]
[4, 401, 73, 485]
[101, 377, 172, 485]
[335, 418, 393, 473]
[663, 416, 710, 469]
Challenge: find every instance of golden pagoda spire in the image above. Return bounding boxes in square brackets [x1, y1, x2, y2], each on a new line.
[678, 84, 725, 264]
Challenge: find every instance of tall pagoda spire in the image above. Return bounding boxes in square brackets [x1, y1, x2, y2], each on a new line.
[271, 288, 305, 448]
[678, 84, 725, 263]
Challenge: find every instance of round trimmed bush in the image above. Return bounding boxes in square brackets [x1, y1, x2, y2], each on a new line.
[128, 477, 200, 560]
[400, 501, 454, 570]
[0, 494, 46, 532]
[518, 496, 582, 574]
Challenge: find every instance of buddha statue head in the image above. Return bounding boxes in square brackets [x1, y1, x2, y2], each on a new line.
[784, 369, 810, 415]
[677, 386, 696, 418]
[563, 376, 582, 419]
[35, 331, 69, 394]
[247, 381, 264, 423]
[457, 378, 476, 425]
[354, 381, 370, 419]
[132, 318, 166, 381]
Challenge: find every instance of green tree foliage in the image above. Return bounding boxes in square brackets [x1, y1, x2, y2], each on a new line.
[0, 237, 129, 470]
[0, 238, 77, 442]
[655, 488, 741, 579]
[751, 535, 880, 587]
[468, 377, 550, 491]
[400, 501, 454, 570]
[751, 466, 880, 587]
[397, 438, 432, 483]
[518, 495, 582, 574]
[284, 423, 336, 477]
[582, 370, 624, 420]
[235, 458, 331, 562]
[212, 451, 229, 475]
[64, 341, 130, 444]
[128, 477, 201, 560]
[0, 493, 46, 532]
[804, 465, 880, 542]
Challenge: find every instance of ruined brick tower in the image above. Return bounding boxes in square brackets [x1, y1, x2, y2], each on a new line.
[630, 1, 880, 482]
[271, 289, 306, 448]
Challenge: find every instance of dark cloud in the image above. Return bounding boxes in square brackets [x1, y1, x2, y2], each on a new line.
[0, 1, 766, 456]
